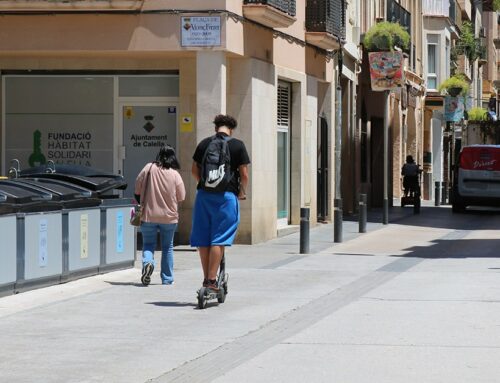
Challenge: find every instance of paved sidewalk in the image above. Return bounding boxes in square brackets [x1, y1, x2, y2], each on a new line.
[1, 203, 499, 383]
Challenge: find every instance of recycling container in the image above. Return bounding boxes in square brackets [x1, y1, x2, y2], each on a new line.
[66, 207, 102, 277]
[101, 198, 136, 270]
[0, 164, 133, 295]
[0, 194, 16, 296]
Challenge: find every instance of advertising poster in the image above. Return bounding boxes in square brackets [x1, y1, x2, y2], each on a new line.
[116, 211, 124, 253]
[181, 16, 221, 47]
[444, 96, 465, 122]
[39, 219, 48, 267]
[368, 51, 405, 91]
[80, 214, 89, 259]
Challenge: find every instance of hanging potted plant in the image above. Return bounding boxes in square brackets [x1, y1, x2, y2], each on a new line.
[465, 107, 499, 145]
[363, 22, 410, 91]
[363, 21, 410, 53]
[438, 74, 469, 97]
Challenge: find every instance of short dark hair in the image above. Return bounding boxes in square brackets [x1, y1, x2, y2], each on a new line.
[406, 155, 414, 163]
[213, 114, 237, 130]
[155, 145, 180, 169]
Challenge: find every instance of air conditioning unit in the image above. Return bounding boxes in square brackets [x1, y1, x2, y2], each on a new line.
[479, 27, 486, 38]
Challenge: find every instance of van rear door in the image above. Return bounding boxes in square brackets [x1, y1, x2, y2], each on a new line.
[458, 145, 500, 198]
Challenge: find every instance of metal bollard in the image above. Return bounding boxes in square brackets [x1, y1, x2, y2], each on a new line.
[441, 181, 447, 205]
[383, 198, 389, 225]
[334, 198, 343, 243]
[300, 207, 310, 254]
[435, 181, 441, 206]
[359, 194, 367, 233]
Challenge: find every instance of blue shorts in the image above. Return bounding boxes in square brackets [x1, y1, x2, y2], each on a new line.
[190, 189, 240, 247]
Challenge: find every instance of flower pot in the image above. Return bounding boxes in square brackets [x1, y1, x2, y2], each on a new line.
[447, 86, 463, 97]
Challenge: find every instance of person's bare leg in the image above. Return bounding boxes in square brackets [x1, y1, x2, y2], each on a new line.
[208, 245, 224, 280]
[199, 246, 210, 280]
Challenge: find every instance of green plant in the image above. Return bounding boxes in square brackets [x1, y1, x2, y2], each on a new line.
[363, 22, 410, 52]
[438, 74, 470, 96]
[467, 107, 488, 122]
[494, 0, 500, 12]
[454, 22, 482, 63]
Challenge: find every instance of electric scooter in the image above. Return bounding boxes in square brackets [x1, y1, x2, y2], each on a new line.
[196, 251, 228, 309]
[400, 167, 422, 214]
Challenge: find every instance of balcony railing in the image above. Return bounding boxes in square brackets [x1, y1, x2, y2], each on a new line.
[305, 0, 346, 40]
[243, 0, 296, 28]
[243, 0, 296, 17]
[387, 0, 411, 45]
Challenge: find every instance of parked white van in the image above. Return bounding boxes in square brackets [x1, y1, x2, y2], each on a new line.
[452, 145, 500, 212]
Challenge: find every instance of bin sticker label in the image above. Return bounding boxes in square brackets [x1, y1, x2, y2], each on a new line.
[80, 214, 89, 259]
[116, 211, 124, 253]
[39, 219, 48, 267]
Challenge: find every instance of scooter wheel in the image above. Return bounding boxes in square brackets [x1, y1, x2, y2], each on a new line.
[217, 286, 226, 303]
[197, 287, 208, 309]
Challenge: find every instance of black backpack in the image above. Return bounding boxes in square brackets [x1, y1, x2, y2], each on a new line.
[200, 134, 232, 192]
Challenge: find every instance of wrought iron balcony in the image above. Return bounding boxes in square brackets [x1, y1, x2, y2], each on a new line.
[387, 0, 411, 43]
[0, 0, 143, 11]
[305, 0, 345, 50]
[243, 0, 296, 28]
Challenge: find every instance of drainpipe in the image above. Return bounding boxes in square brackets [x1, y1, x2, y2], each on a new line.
[383, 90, 390, 225]
[334, 49, 343, 243]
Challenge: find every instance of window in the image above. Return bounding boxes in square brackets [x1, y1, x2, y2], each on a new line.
[427, 35, 439, 90]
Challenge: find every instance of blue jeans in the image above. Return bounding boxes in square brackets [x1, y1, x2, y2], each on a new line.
[141, 222, 177, 284]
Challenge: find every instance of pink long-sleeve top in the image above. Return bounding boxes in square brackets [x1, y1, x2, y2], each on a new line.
[134, 162, 186, 224]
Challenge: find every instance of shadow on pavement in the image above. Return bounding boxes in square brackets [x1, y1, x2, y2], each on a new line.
[395, 238, 500, 259]
[345, 205, 500, 231]
[105, 281, 146, 287]
[147, 301, 197, 308]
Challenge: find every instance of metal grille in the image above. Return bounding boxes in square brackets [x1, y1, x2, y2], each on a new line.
[387, 0, 412, 50]
[305, 0, 346, 40]
[277, 83, 291, 128]
[243, 0, 296, 17]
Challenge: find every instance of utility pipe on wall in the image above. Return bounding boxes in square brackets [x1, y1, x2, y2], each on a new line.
[334, 51, 343, 243]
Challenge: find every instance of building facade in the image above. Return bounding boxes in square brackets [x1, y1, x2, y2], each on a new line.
[358, 0, 425, 210]
[0, 0, 348, 244]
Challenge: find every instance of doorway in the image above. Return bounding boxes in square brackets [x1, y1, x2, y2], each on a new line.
[277, 81, 291, 227]
[119, 103, 178, 198]
[317, 116, 328, 221]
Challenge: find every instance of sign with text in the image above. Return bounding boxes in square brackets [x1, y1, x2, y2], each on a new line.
[368, 51, 404, 91]
[181, 16, 221, 47]
[122, 105, 177, 199]
[4, 76, 114, 172]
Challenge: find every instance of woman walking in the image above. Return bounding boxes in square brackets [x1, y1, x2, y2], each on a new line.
[134, 145, 186, 286]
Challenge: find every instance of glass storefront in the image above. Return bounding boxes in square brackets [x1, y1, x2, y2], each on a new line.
[2, 74, 179, 195]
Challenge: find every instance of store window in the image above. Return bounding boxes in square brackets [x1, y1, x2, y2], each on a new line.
[3, 76, 114, 172]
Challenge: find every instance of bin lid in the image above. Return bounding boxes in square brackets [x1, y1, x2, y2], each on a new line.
[0, 180, 62, 213]
[16, 178, 93, 200]
[20, 164, 127, 195]
[0, 180, 53, 203]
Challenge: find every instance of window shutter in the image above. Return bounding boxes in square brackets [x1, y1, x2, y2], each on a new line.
[277, 82, 291, 128]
